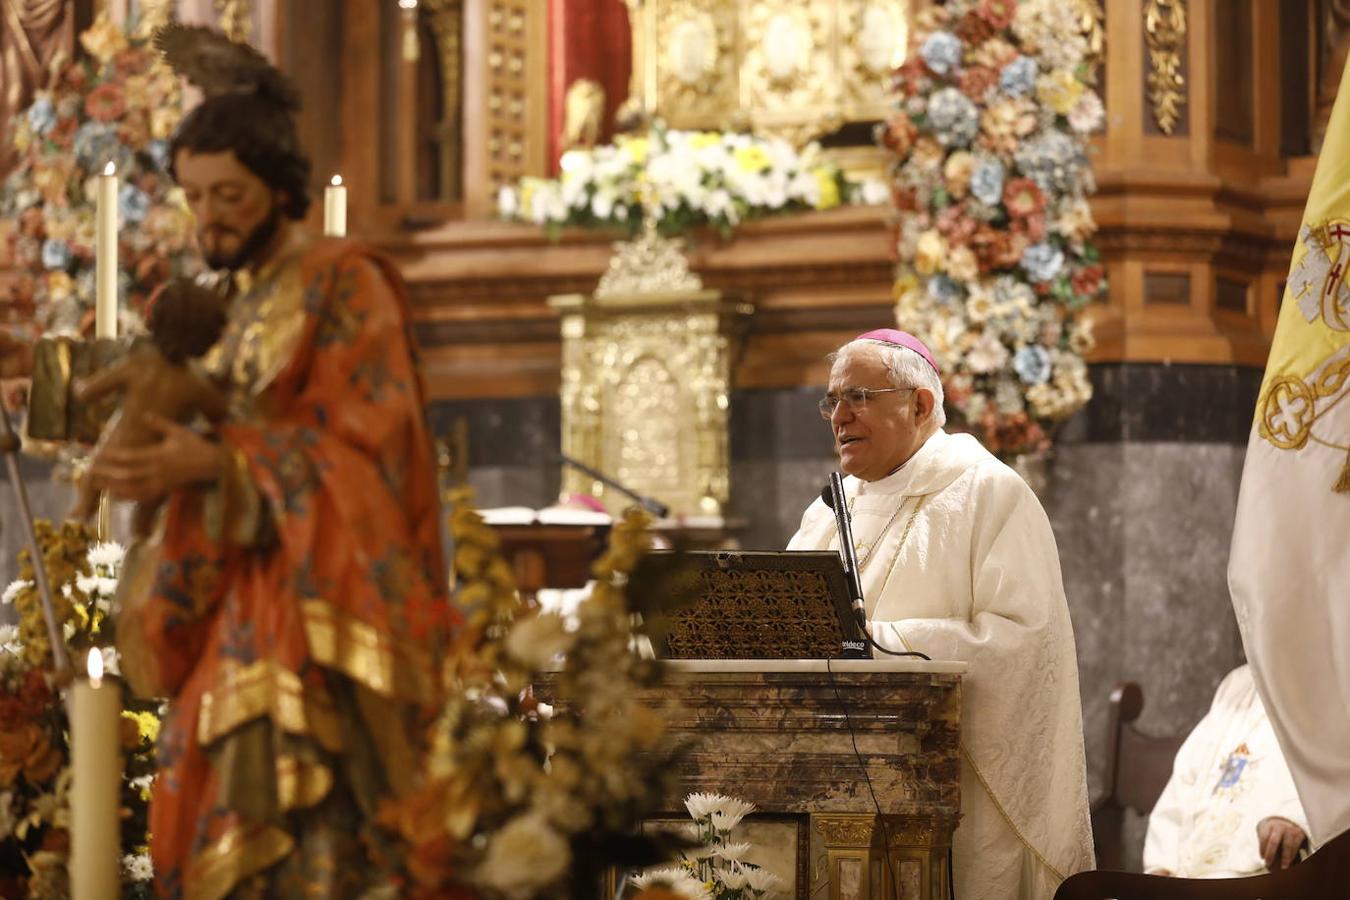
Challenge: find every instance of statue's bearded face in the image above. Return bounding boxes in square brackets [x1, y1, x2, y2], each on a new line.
[174, 149, 285, 271]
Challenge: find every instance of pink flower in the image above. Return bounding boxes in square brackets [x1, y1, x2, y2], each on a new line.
[958, 66, 998, 101]
[1003, 178, 1046, 218]
[1071, 265, 1105, 298]
[85, 83, 126, 122]
[977, 0, 1017, 30]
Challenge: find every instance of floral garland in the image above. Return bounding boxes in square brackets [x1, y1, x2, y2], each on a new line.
[385, 488, 687, 899]
[631, 793, 783, 900]
[0, 523, 158, 899]
[1, 15, 197, 338]
[883, 0, 1104, 457]
[499, 126, 887, 239]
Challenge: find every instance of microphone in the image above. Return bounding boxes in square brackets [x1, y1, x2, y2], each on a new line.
[821, 473, 930, 662]
[822, 473, 866, 622]
[557, 453, 670, 519]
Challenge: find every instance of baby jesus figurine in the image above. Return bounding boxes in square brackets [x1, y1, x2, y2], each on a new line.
[71, 278, 229, 537]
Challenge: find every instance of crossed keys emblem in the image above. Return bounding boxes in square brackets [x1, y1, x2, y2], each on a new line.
[1260, 221, 1350, 457]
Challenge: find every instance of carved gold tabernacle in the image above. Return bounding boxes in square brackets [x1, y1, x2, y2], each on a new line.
[551, 225, 751, 519]
[621, 0, 910, 148]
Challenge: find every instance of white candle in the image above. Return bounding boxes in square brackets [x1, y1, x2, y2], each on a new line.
[69, 648, 121, 898]
[323, 175, 347, 237]
[95, 162, 118, 339]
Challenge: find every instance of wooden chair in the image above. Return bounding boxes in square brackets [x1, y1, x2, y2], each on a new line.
[1090, 682, 1188, 870]
[1054, 826, 1350, 899]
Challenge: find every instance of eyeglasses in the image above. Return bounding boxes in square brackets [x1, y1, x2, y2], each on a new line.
[818, 387, 915, 419]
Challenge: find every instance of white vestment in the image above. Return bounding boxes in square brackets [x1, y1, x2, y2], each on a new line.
[788, 430, 1093, 899]
[1143, 665, 1310, 878]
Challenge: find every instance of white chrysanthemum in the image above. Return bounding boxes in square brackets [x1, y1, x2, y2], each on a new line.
[629, 868, 712, 900]
[0, 624, 20, 655]
[709, 798, 756, 832]
[2, 579, 30, 605]
[743, 864, 783, 893]
[122, 852, 154, 882]
[715, 864, 749, 890]
[713, 841, 752, 862]
[474, 813, 570, 898]
[75, 574, 100, 596]
[87, 541, 125, 571]
[99, 646, 120, 678]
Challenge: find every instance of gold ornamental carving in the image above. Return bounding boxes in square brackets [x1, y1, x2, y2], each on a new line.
[814, 814, 878, 848]
[596, 220, 703, 297]
[626, 0, 910, 147]
[551, 251, 750, 519]
[1144, 0, 1187, 135]
[214, 0, 253, 42]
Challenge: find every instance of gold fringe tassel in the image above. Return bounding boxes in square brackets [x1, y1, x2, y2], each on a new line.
[1335, 447, 1350, 493]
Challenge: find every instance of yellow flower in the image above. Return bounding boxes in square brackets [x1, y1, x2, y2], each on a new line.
[150, 105, 179, 141]
[943, 151, 975, 200]
[122, 710, 160, 745]
[1037, 69, 1085, 116]
[690, 131, 721, 150]
[892, 272, 921, 301]
[46, 272, 74, 300]
[620, 136, 650, 165]
[79, 15, 129, 64]
[14, 124, 30, 154]
[813, 168, 840, 210]
[913, 229, 947, 276]
[947, 246, 979, 282]
[733, 144, 771, 173]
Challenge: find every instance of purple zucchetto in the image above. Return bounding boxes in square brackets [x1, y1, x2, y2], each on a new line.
[854, 328, 941, 377]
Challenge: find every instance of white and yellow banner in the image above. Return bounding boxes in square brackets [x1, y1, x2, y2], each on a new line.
[1229, 59, 1350, 847]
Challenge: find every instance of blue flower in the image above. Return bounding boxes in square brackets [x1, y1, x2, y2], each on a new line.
[119, 183, 151, 224]
[26, 96, 56, 136]
[920, 31, 963, 76]
[147, 139, 171, 172]
[1014, 345, 1053, 385]
[73, 121, 121, 171]
[927, 275, 963, 307]
[970, 160, 1005, 206]
[927, 88, 979, 148]
[1000, 56, 1038, 97]
[1021, 242, 1065, 282]
[41, 239, 72, 271]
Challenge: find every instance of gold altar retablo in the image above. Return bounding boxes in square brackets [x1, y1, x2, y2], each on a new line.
[551, 225, 751, 519]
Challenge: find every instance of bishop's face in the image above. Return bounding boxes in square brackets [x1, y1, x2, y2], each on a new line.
[827, 350, 930, 482]
[174, 149, 284, 271]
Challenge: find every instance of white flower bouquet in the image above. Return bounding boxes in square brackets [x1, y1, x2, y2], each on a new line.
[499, 127, 886, 239]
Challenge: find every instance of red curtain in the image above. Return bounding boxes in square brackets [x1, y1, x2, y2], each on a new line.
[547, 0, 632, 173]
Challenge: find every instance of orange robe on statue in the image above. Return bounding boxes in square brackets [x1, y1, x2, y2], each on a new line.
[112, 240, 456, 899]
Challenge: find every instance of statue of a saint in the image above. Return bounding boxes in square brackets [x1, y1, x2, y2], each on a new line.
[2, 23, 456, 896]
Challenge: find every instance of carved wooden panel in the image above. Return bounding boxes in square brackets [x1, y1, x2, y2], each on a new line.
[1213, 0, 1253, 146]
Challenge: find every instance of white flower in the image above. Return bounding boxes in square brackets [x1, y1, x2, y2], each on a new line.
[99, 646, 120, 677]
[710, 798, 755, 832]
[87, 541, 125, 571]
[629, 868, 712, 900]
[967, 332, 1010, 375]
[76, 574, 100, 596]
[715, 864, 749, 890]
[714, 841, 752, 861]
[859, 178, 889, 206]
[2, 579, 28, 605]
[497, 185, 519, 218]
[0, 624, 20, 655]
[1067, 91, 1104, 134]
[122, 852, 154, 882]
[744, 865, 783, 893]
[474, 813, 571, 899]
[504, 613, 576, 669]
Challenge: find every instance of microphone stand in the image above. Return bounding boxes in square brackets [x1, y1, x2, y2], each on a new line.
[0, 402, 72, 682]
[557, 453, 670, 519]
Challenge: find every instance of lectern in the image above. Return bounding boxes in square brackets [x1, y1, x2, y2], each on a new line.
[538, 658, 965, 900]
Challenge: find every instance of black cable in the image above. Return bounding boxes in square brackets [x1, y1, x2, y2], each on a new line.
[825, 657, 900, 899]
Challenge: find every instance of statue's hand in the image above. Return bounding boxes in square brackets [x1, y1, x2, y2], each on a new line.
[0, 331, 34, 380]
[88, 413, 228, 503]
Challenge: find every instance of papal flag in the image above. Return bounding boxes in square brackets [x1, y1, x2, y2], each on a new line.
[1229, 59, 1350, 847]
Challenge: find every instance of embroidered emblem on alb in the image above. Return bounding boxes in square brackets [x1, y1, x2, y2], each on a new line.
[1214, 743, 1252, 793]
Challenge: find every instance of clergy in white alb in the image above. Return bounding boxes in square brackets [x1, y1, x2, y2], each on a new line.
[788, 330, 1093, 900]
[1143, 665, 1310, 878]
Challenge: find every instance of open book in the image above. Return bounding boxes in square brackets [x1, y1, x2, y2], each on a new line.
[477, 505, 612, 527]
